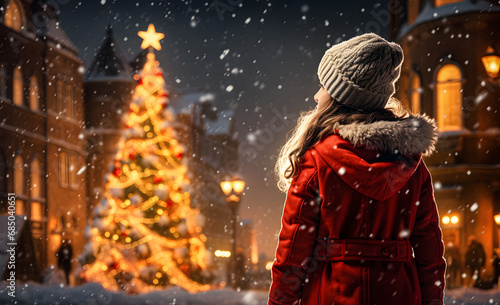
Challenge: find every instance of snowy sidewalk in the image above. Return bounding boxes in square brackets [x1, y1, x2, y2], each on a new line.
[1, 281, 500, 304]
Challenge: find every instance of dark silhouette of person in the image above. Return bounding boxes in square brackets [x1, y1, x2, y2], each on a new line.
[493, 251, 500, 284]
[56, 239, 73, 285]
[465, 235, 485, 286]
[444, 242, 462, 288]
[234, 246, 247, 290]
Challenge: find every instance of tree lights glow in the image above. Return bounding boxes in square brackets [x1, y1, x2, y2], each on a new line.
[78, 42, 213, 293]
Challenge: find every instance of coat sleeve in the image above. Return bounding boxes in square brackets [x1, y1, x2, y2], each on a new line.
[268, 149, 321, 305]
[410, 161, 447, 305]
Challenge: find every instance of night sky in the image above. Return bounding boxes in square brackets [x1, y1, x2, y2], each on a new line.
[58, 0, 391, 259]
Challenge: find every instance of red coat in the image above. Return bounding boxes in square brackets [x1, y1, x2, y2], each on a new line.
[268, 115, 446, 305]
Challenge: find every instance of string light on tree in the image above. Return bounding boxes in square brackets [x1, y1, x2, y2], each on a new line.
[78, 24, 214, 294]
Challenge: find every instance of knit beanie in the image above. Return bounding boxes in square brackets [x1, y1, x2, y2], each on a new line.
[317, 33, 404, 111]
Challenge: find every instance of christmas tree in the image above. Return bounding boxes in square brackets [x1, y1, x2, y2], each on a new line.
[78, 24, 214, 294]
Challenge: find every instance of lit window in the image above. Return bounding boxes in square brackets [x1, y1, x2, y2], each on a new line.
[4, 0, 24, 31]
[436, 64, 462, 131]
[59, 152, 68, 187]
[410, 72, 421, 114]
[13, 65, 23, 106]
[69, 155, 78, 188]
[29, 75, 39, 111]
[31, 158, 41, 199]
[14, 155, 24, 195]
[435, 0, 463, 7]
[31, 201, 42, 221]
[14, 154, 25, 215]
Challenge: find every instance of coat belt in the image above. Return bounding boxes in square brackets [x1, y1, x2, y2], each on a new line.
[313, 238, 414, 262]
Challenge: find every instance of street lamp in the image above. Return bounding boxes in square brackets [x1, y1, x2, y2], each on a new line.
[220, 176, 245, 289]
[482, 46, 500, 82]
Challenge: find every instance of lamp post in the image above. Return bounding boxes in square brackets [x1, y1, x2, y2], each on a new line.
[482, 46, 500, 83]
[220, 177, 245, 289]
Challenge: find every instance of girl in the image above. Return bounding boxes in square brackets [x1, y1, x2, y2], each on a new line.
[268, 33, 446, 305]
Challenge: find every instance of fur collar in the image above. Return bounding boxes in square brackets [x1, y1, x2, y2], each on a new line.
[332, 114, 439, 156]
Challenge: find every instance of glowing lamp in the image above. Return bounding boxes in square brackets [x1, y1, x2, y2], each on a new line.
[220, 177, 246, 202]
[494, 213, 500, 226]
[442, 216, 450, 225]
[450, 215, 459, 224]
[482, 46, 500, 79]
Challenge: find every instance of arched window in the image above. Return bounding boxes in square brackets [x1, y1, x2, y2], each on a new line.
[436, 64, 463, 131]
[13, 65, 23, 106]
[410, 72, 421, 114]
[14, 154, 26, 215]
[29, 75, 40, 111]
[435, 0, 463, 7]
[4, 0, 25, 31]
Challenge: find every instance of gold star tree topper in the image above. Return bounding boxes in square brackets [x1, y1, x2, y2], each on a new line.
[138, 24, 165, 50]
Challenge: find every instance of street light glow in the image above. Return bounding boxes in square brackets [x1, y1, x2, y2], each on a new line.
[450, 216, 459, 224]
[442, 216, 450, 225]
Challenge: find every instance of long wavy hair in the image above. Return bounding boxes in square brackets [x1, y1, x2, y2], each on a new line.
[275, 96, 411, 192]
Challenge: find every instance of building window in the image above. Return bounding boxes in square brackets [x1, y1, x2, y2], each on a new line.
[59, 152, 68, 187]
[4, 0, 25, 31]
[31, 158, 41, 199]
[14, 155, 25, 215]
[56, 80, 64, 114]
[0, 65, 6, 98]
[69, 155, 78, 188]
[29, 75, 40, 111]
[410, 72, 421, 114]
[66, 84, 74, 118]
[408, 0, 420, 25]
[56, 80, 75, 118]
[13, 65, 23, 106]
[435, 0, 463, 7]
[436, 64, 462, 131]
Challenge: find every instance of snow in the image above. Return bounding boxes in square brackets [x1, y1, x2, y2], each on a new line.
[1, 281, 500, 305]
[0, 281, 268, 305]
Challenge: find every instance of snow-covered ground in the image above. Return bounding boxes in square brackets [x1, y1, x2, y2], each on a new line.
[1, 281, 499, 305]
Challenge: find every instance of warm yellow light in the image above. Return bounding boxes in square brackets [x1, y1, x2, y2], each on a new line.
[138, 24, 165, 51]
[144, 125, 150, 132]
[232, 180, 245, 194]
[450, 216, 459, 224]
[101, 265, 108, 271]
[482, 46, 500, 79]
[156, 272, 162, 278]
[104, 231, 110, 237]
[96, 236, 102, 242]
[442, 216, 450, 225]
[220, 181, 232, 196]
[112, 234, 119, 240]
[152, 278, 159, 285]
[125, 237, 131, 243]
[157, 209, 163, 215]
[214, 250, 231, 258]
[265, 261, 274, 270]
[495, 214, 500, 226]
